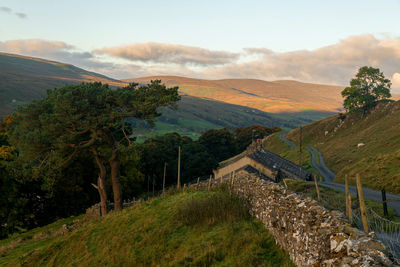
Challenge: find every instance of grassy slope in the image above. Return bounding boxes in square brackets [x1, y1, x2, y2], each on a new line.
[0, 190, 293, 267]
[126, 76, 346, 113]
[263, 135, 397, 218]
[0, 52, 126, 116]
[133, 96, 334, 141]
[285, 101, 400, 194]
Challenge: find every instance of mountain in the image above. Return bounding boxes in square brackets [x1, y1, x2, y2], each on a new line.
[131, 95, 334, 140]
[0, 53, 335, 135]
[125, 76, 347, 113]
[0, 52, 127, 115]
[284, 100, 400, 194]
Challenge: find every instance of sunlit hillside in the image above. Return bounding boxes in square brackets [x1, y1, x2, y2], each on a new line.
[126, 76, 347, 113]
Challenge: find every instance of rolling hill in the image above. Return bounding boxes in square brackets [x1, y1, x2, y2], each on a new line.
[284, 100, 400, 194]
[125, 76, 347, 113]
[0, 52, 127, 115]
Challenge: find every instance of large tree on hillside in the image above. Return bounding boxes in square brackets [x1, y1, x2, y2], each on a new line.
[8, 81, 180, 212]
[341, 66, 392, 113]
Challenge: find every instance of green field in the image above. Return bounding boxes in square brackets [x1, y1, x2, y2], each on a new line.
[132, 96, 335, 140]
[0, 189, 293, 266]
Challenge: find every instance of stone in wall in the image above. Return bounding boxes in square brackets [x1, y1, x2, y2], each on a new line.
[191, 174, 394, 266]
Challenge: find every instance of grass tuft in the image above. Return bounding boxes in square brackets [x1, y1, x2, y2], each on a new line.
[177, 191, 249, 226]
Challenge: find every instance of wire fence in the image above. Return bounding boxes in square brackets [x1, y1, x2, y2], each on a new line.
[352, 207, 400, 262]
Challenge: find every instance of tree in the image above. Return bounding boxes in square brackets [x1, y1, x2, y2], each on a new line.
[233, 125, 280, 152]
[341, 66, 392, 113]
[198, 128, 237, 162]
[8, 81, 180, 212]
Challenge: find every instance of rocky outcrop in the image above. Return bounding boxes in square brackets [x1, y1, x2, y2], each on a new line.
[192, 174, 394, 266]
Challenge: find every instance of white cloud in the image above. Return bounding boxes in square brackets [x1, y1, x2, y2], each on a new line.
[1, 35, 400, 90]
[0, 6, 27, 19]
[392, 73, 400, 93]
[93, 42, 239, 65]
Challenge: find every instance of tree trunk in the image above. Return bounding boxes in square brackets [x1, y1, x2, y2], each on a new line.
[92, 148, 108, 216]
[109, 147, 123, 211]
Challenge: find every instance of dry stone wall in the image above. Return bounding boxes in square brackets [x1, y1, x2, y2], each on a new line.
[193, 174, 394, 266]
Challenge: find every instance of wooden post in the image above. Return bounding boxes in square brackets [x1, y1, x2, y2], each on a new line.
[348, 192, 352, 224]
[152, 176, 155, 196]
[299, 126, 303, 166]
[283, 179, 288, 188]
[231, 171, 235, 185]
[356, 174, 369, 233]
[177, 146, 181, 190]
[196, 177, 200, 189]
[162, 162, 166, 194]
[345, 175, 349, 217]
[345, 175, 352, 223]
[314, 174, 320, 201]
[208, 174, 212, 190]
[147, 176, 150, 194]
[381, 188, 388, 217]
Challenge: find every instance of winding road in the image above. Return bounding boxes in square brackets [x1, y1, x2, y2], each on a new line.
[279, 133, 400, 216]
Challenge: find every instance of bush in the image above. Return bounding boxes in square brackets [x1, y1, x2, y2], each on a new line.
[176, 191, 249, 226]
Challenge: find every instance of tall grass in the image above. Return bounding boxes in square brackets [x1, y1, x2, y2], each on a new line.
[177, 191, 249, 226]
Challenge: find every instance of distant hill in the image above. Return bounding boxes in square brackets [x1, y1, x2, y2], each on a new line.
[0, 52, 127, 115]
[125, 76, 347, 113]
[0, 53, 336, 135]
[133, 95, 334, 140]
[286, 100, 400, 194]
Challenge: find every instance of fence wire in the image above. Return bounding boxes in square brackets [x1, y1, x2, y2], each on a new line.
[352, 208, 400, 262]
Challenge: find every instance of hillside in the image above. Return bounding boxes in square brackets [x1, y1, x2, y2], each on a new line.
[285, 100, 400, 194]
[0, 53, 336, 135]
[133, 96, 335, 139]
[126, 75, 346, 113]
[0, 52, 127, 115]
[0, 190, 293, 266]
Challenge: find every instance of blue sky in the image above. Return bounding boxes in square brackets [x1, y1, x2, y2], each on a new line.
[1, 0, 400, 90]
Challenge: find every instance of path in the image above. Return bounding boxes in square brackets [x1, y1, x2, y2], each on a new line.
[279, 133, 400, 215]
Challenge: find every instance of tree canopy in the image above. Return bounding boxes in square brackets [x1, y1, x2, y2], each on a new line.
[341, 66, 392, 113]
[7, 81, 180, 213]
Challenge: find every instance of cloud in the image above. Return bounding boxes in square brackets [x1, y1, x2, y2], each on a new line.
[93, 42, 239, 65]
[15, 12, 27, 19]
[392, 73, 400, 93]
[202, 34, 400, 87]
[0, 7, 11, 13]
[0, 39, 107, 72]
[1, 35, 400, 91]
[0, 6, 27, 19]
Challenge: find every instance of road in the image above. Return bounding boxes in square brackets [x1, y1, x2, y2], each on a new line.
[279, 133, 400, 215]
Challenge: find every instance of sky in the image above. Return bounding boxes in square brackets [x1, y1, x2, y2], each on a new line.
[1, 0, 400, 91]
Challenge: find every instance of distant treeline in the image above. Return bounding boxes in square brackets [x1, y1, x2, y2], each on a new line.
[0, 116, 279, 238]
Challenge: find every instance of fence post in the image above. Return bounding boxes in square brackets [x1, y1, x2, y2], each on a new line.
[162, 162, 166, 194]
[152, 176, 155, 196]
[177, 146, 181, 190]
[345, 175, 352, 223]
[196, 177, 200, 189]
[314, 174, 321, 201]
[345, 175, 349, 217]
[356, 174, 369, 233]
[381, 188, 389, 217]
[208, 174, 212, 190]
[283, 179, 288, 188]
